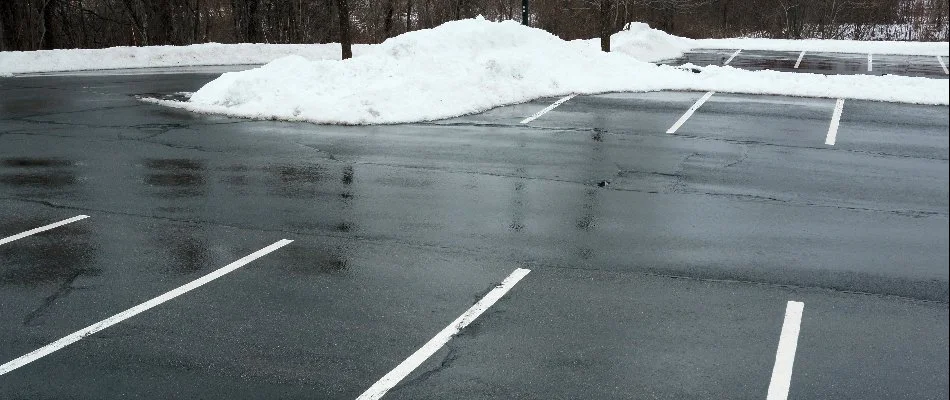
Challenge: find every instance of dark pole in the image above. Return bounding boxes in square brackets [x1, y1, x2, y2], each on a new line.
[522, 0, 529, 25]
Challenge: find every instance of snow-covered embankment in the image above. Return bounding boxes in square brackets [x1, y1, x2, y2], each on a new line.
[0, 43, 369, 76]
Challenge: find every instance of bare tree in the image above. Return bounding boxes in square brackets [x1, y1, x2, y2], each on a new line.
[0, 0, 945, 52]
[336, 0, 353, 59]
[600, 0, 612, 51]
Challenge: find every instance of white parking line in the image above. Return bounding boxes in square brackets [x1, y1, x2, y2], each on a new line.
[356, 268, 531, 400]
[666, 91, 715, 134]
[938, 56, 949, 75]
[825, 98, 845, 146]
[520, 94, 576, 124]
[0, 215, 89, 246]
[766, 301, 805, 400]
[867, 53, 873, 72]
[0, 239, 293, 376]
[725, 49, 742, 65]
[794, 51, 806, 68]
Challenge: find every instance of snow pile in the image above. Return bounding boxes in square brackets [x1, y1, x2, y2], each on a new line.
[611, 22, 696, 61]
[170, 18, 683, 124]
[155, 18, 947, 125]
[574, 22, 949, 62]
[693, 38, 949, 56]
[574, 22, 695, 62]
[0, 43, 369, 76]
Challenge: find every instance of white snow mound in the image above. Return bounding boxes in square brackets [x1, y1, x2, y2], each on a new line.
[573, 22, 695, 62]
[167, 18, 948, 125]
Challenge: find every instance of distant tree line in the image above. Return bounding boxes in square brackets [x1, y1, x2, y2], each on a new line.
[1, 0, 947, 52]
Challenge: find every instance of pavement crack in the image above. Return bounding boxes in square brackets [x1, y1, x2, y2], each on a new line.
[344, 159, 947, 217]
[388, 344, 461, 393]
[22, 269, 87, 326]
[528, 262, 949, 305]
[672, 188, 948, 218]
[616, 169, 680, 179]
[665, 152, 700, 193]
[12, 103, 146, 120]
[723, 147, 750, 168]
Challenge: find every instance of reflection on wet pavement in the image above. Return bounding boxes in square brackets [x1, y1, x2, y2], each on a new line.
[277, 242, 351, 275]
[0, 157, 81, 198]
[266, 163, 328, 199]
[0, 216, 99, 326]
[142, 158, 207, 198]
[342, 165, 354, 185]
[154, 223, 212, 275]
[2, 159, 74, 168]
[508, 178, 527, 232]
[660, 49, 735, 67]
[796, 52, 868, 75]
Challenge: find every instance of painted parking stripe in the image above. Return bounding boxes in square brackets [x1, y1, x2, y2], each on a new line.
[766, 301, 805, 400]
[520, 94, 576, 124]
[867, 53, 873, 72]
[938, 56, 949, 75]
[825, 99, 845, 146]
[0, 239, 293, 376]
[666, 91, 714, 134]
[725, 49, 742, 65]
[356, 268, 531, 400]
[0, 215, 89, 246]
[794, 51, 805, 69]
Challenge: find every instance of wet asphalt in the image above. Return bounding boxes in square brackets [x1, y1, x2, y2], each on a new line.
[662, 49, 950, 78]
[0, 65, 947, 399]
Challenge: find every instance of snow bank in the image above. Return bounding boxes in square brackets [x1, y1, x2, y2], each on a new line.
[0, 43, 369, 76]
[575, 22, 949, 61]
[159, 18, 946, 125]
[573, 22, 695, 62]
[693, 38, 949, 56]
[669, 64, 947, 103]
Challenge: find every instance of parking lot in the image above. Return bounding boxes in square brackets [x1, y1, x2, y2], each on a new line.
[0, 52, 948, 399]
[661, 49, 950, 78]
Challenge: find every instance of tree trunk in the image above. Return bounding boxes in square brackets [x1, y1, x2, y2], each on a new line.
[383, 0, 395, 39]
[193, 0, 202, 43]
[122, 0, 148, 45]
[599, 0, 612, 52]
[0, 8, 6, 51]
[406, 0, 412, 32]
[335, 0, 352, 59]
[246, 0, 259, 42]
[41, 0, 58, 50]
